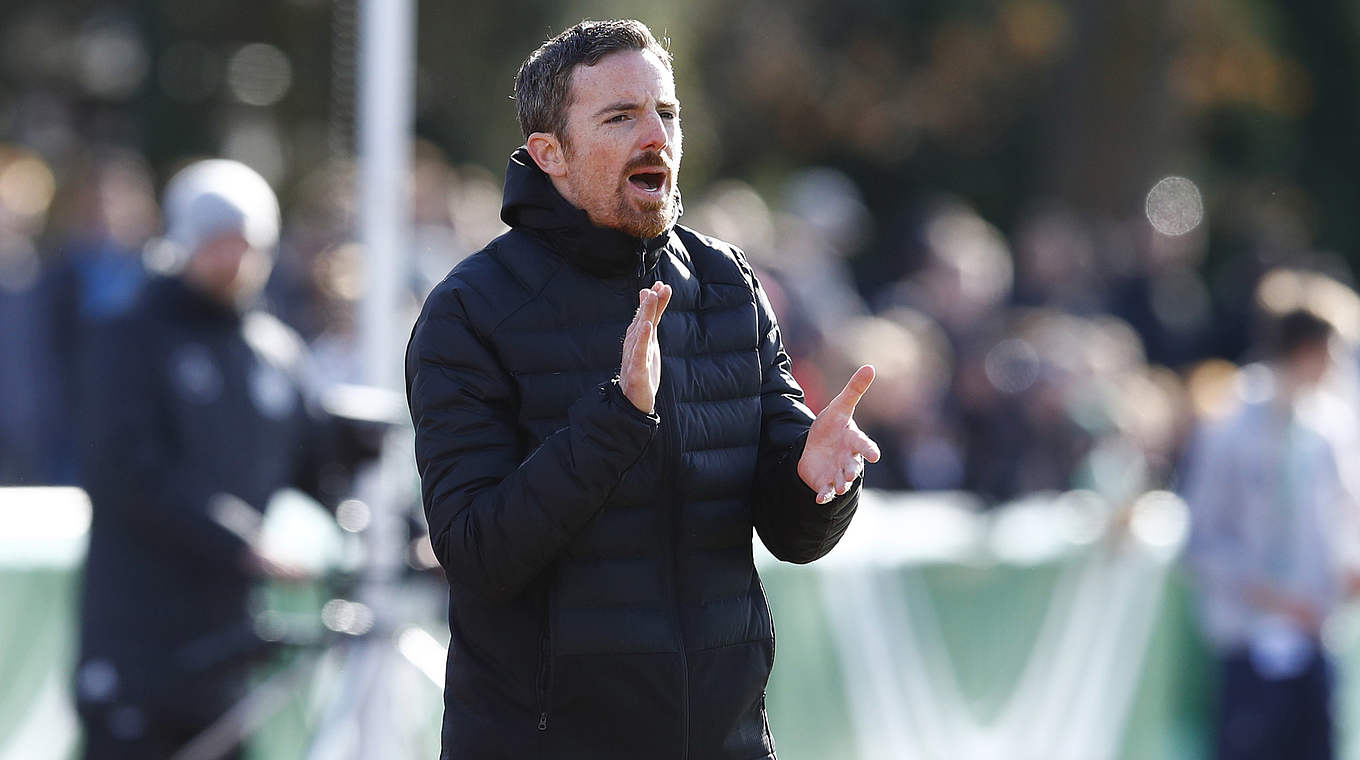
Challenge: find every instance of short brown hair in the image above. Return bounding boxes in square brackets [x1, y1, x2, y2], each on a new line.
[513, 19, 672, 145]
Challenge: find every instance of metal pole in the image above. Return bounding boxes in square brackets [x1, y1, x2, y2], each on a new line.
[354, 1, 415, 757]
[358, 0, 414, 394]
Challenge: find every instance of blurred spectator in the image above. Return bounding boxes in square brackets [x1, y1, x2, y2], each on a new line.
[268, 142, 478, 384]
[948, 310, 1093, 502]
[1183, 307, 1360, 760]
[0, 144, 57, 485]
[40, 149, 158, 482]
[875, 199, 1013, 348]
[817, 309, 959, 491]
[73, 159, 364, 759]
[266, 158, 357, 343]
[1104, 217, 1214, 369]
[1010, 202, 1104, 315]
[44, 149, 157, 325]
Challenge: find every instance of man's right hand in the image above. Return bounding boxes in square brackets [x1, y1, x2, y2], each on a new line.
[620, 281, 672, 414]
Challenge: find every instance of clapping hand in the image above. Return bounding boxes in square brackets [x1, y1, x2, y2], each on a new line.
[798, 365, 881, 504]
[620, 281, 673, 414]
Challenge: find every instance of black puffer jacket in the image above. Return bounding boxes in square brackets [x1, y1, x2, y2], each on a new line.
[406, 149, 860, 760]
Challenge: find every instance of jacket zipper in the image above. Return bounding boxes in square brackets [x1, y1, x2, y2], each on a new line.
[641, 241, 690, 760]
[536, 634, 550, 731]
[661, 378, 690, 760]
[536, 587, 553, 733]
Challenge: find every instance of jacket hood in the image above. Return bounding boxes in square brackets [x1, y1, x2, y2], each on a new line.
[499, 147, 675, 278]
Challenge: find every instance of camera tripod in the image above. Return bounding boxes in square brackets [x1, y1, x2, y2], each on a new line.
[169, 430, 447, 760]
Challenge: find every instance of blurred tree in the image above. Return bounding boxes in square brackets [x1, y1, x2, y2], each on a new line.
[0, 0, 1355, 335]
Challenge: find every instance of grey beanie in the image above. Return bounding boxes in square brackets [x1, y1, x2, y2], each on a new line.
[162, 159, 280, 258]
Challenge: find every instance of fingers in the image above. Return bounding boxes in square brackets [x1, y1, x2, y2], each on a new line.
[620, 284, 670, 415]
[625, 287, 660, 353]
[815, 478, 856, 505]
[635, 282, 672, 324]
[621, 292, 652, 374]
[810, 453, 865, 505]
[840, 456, 863, 487]
[832, 454, 861, 497]
[651, 281, 673, 322]
[828, 364, 876, 416]
[626, 283, 669, 362]
[807, 430, 877, 504]
[626, 318, 654, 372]
[619, 317, 656, 413]
[621, 304, 642, 366]
[636, 287, 656, 324]
[855, 431, 882, 464]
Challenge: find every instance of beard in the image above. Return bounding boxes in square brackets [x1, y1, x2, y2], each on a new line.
[566, 149, 681, 240]
[610, 182, 679, 239]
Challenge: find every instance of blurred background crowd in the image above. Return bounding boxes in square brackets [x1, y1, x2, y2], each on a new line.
[3, 0, 1360, 757]
[2, 0, 1358, 506]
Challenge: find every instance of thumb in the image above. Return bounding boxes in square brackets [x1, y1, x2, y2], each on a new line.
[828, 364, 876, 415]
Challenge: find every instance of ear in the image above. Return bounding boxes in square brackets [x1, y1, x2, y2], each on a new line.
[525, 132, 568, 178]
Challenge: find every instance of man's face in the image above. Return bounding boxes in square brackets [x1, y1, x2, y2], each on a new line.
[182, 233, 271, 307]
[558, 49, 682, 239]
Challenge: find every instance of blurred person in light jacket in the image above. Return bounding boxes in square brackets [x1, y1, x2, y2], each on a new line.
[1184, 308, 1360, 760]
[73, 159, 361, 760]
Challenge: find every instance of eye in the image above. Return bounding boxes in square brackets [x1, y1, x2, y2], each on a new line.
[659, 110, 677, 120]
[605, 114, 629, 124]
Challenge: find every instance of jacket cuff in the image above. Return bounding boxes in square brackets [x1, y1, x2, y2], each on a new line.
[602, 379, 661, 426]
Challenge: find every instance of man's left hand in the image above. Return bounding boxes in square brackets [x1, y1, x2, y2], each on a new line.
[798, 365, 881, 505]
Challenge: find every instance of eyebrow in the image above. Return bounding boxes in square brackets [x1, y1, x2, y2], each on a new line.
[593, 99, 681, 117]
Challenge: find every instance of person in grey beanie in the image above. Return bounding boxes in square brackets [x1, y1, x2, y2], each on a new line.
[74, 158, 351, 759]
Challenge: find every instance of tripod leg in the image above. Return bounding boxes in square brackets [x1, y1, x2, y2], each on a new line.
[168, 652, 321, 760]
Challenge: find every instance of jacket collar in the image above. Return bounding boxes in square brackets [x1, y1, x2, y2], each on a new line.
[499, 147, 674, 279]
[148, 275, 243, 325]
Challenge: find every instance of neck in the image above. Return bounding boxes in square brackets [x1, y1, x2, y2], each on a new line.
[547, 173, 579, 211]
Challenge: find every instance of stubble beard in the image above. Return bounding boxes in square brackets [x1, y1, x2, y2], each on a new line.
[613, 182, 679, 240]
[562, 150, 681, 240]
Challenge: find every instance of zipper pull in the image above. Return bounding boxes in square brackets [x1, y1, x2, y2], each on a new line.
[538, 712, 549, 731]
[637, 242, 647, 282]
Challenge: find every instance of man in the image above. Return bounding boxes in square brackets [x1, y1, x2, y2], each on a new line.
[76, 159, 348, 759]
[406, 19, 879, 760]
[1184, 308, 1360, 760]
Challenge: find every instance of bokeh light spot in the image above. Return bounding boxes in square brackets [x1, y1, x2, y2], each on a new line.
[0, 152, 56, 219]
[77, 21, 149, 100]
[226, 43, 292, 106]
[321, 598, 374, 635]
[1145, 176, 1204, 237]
[336, 498, 371, 533]
[984, 338, 1041, 394]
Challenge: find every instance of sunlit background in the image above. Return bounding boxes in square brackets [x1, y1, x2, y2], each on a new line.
[2, 0, 1360, 758]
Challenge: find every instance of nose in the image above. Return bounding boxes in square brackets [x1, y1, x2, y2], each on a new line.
[638, 111, 668, 153]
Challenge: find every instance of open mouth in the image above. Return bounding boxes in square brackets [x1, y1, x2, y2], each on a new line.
[627, 171, 667, 193]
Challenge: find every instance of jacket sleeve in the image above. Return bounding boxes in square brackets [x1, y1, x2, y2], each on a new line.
[743, 263, 861, 564]
[79, 318, 252, 570]
[406, 282, 659, 602]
